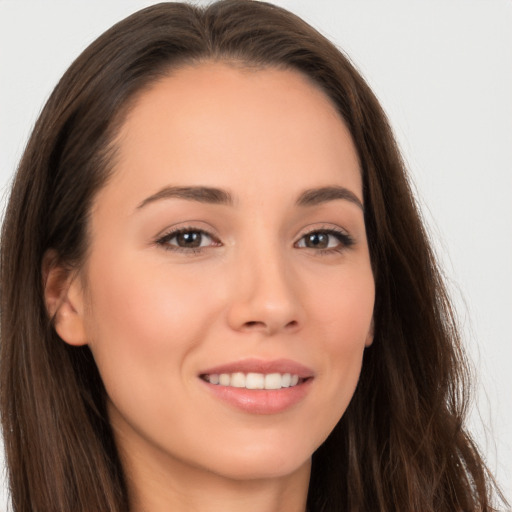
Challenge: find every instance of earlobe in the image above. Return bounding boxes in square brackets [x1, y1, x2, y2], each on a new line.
[43, 251, 88, 346]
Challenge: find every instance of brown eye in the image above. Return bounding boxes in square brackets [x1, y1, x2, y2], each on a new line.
[157, 229, 219, 252]
[295, 229, 354, 252]
[175, 231, 203, 248]
[303, 232, 330, 249]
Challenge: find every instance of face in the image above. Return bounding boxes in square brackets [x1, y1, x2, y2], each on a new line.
[63, 63, 374, 483]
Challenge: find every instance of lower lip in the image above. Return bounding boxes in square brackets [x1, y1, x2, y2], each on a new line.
[201, 378, 313, 415]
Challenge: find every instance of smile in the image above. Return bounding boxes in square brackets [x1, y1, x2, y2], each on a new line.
[201, 372, 302, 389]
[199, 359, 314, 414]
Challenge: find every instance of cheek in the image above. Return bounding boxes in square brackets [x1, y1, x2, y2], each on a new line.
[306, 266, 374, 418]
[311, 264, 374, 349]
[82, 253, 221, 391]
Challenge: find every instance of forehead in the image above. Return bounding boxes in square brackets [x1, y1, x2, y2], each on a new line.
[101, 61, 362, 210]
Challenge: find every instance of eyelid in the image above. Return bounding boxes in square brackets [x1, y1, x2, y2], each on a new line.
[154, 224, 222, 253]
[294, 224, 355, 253]
[295, 223, 352, 240]
[153, 220, 220, 243]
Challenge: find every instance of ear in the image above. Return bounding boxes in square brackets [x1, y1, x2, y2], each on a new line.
[365, 318, 374, 347]
[43, 251, 88, 346]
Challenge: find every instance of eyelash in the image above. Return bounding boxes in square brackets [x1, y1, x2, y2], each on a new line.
[155, 226, 354, 255]
[155, 227, 220, 254]
[294, 227, 355, 255]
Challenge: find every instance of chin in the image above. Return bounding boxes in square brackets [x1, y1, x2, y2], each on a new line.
[209, 454, 311, 482]
[195, 435, 316, 481]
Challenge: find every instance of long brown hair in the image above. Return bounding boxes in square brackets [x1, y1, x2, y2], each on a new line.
[1, 1, 506, 511]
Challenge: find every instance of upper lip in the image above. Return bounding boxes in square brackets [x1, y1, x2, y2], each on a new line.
[199, 358, 315, 379]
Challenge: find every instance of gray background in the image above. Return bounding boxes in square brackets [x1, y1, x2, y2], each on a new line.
[1, 0, 511, 509]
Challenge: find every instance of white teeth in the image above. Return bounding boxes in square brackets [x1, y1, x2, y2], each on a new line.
[230, 372, 246, 388]
[264, 373, 282, 390]
[204, 372, 302, 389]
[219, 373, 230, 386]
[246, 372, 265, 389]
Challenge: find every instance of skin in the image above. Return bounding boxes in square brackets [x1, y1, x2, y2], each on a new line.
[46, 62, 375, 512]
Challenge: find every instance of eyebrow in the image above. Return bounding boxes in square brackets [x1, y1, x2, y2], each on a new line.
[296, 186, 363, 211]
[137, 186, 234, 209]
[136, 184, 363, 211]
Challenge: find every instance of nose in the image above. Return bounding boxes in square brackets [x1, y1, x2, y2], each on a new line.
[226, 245, 303, 336]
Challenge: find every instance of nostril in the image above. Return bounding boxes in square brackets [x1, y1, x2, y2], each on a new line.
[244, 321, 265, 329]
[241, 319, 299, 333]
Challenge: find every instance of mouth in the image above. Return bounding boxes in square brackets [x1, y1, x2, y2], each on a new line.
[200, 372, 308, 389]
[198, 359, 314, 414]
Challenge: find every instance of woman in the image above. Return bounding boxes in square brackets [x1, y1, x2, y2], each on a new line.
[0, 1, 507, 511]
